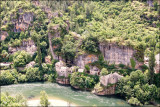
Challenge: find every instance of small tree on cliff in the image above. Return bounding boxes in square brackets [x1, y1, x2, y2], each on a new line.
[149, 50, 155, 84]
[40, 91, 50, 107]
[31, 30, 42, 69]
[130, 58, 136, 70]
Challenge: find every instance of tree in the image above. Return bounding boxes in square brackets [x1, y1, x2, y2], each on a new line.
[13, 51, 31, 67]
[40, 91, 50, 107]
[85, 65, 90, 72]
[31, 31, 42, 68]
[149, 50, 155, 84]
[100, 68, 108, 76]
[130, 58, 136, 70]
[61, 41, 76, 63]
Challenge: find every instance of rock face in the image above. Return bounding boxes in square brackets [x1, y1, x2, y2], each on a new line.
[155, 54, 160, 74]
[11, 12, 34, 32]
[75, 54, 98, 69]
[8, 39, 37, 55]
[26, 61, 35, 68]
[0, 31, 8, 41]
[99, 43, 140, 66]
[45, 55, 52, 64]
[144, 53, 160, 74]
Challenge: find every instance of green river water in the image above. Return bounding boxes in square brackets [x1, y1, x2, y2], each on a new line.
[1, 82, 130, 106]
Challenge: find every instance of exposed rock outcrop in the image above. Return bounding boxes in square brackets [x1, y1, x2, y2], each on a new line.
[8, 39, 37, 55]
[99, 42, 142, 68]
[26, 61, 35, 68]
[74, 54, 98, 69]
[0, 31, 8, 41]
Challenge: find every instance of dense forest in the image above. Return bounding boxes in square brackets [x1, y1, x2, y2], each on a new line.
[0, 0, 160, 106]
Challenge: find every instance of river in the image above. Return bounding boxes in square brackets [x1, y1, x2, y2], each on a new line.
[1, 82, 130, 106]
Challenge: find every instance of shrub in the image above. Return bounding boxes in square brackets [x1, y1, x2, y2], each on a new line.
[128, 97, 142, 106]
[130, 58, 136, 69]
[40, 91, 50, 107]
[26, 67, 42, 82]
[85, 64, 90, 72]
[0, 92, 27, 106]
[100, 68, 108, 76]
[13, 51, 32, 67]
[0, 70, 15, 85]
[18, 74, 26, 83]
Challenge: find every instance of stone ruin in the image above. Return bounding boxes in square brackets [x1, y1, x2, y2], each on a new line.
[100, 72, 123, 86]
[90, 66, 100, 75]
[93, 72, 123, 95]
[8, 39, 37, 55]
[55, 61, 75, 78]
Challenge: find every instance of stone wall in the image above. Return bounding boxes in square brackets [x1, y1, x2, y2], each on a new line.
[94, 84, 116, 95]
[99, 42, 139, 66]
[74, 54, 98, 69]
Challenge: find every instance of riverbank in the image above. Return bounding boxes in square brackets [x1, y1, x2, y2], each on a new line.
[27, 97, 77, 106]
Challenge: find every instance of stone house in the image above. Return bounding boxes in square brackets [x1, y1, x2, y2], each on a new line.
[100, 72, 123, 86]
[55, 61, 75, 78]
[90, 66, 100, 75]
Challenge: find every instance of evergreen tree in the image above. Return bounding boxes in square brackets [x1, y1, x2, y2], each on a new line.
[149, 50, 155, 84]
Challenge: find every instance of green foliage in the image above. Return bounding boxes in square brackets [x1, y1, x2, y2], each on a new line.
[0, 92, 27, 107]
[70, 72, 99, 89]
[61, 41, 76, 62]
[81, 36, 99, 53]
[18, 73, 26, 83]
[85, 65, 90, 72]
[25, 67, 42, 82]
[0, 70, 15, 86]
[128, 97, 142, 106]
[0, 50, 9, 62]
[130, 58, 136, 69]
[149, 50, 155, 84]
[116, 70, 158, 105]
[100, 68, 108, 76]
[40, 91, 50, 107]
[13, 51, 32, 67]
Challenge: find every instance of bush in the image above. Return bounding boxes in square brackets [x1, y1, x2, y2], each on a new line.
[85, 65, 90, 72]
[18, 74, 26, 83]
[40, 91, 50, 107]
[100, 68, 108, 76]
[26, 67, 42, 82]
[13, 51, 32, 67]
[0, 92, 27, 106]
[130, 58, 136, 69]
[128, 97, 142, 106]
[0, 70, 15, 85]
